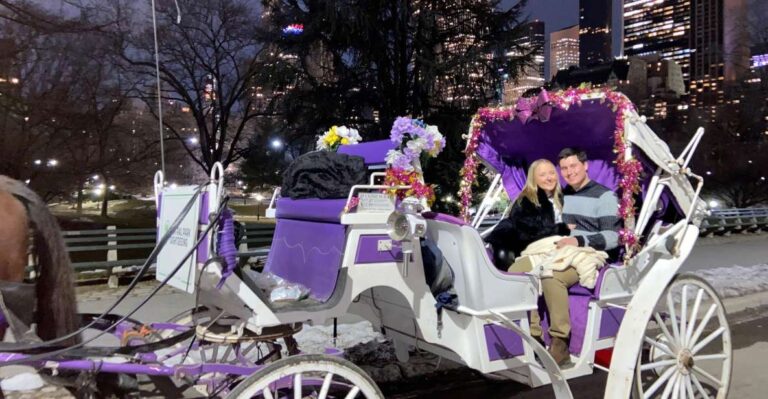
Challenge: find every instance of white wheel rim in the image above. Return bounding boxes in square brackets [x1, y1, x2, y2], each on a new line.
[635, 276, 731, 399]
[231, 357, 381, 399]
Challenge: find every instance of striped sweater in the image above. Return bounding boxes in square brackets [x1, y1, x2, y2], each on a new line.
[562, 180, 621, 251]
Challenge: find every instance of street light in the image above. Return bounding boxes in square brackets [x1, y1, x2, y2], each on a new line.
[270, 139, 283, 150]
[254, 193, 265, 221]
[47, 159, 58, 167]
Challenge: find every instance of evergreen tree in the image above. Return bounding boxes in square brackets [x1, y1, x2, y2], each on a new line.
[252, 0, 534, 203]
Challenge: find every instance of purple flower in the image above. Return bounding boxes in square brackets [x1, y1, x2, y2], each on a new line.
[386, 149, 414, 171]
[390, 117, 413, 143]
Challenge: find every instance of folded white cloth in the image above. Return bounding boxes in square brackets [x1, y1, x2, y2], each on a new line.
[520, 236, 608, 289]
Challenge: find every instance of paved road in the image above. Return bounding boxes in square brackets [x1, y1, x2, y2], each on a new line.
[681, 234, 768, 272]
[384, 313, 768, 399]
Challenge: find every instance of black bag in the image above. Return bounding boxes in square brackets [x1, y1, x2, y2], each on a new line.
[281, 151, 367, 199]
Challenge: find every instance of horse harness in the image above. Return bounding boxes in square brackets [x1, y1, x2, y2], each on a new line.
[0, 280, 39, 343]
[0, 191, 41, 343]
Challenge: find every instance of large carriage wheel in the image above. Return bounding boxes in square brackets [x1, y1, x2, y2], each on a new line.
[633, 274, 732, 398]
[226, 354, 383, 399]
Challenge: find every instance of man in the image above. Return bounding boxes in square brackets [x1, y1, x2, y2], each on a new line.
[540, 147, 621, 365]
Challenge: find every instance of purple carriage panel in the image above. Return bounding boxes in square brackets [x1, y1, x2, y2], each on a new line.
[355, 235, 406, 264]
[484, 322, 525, 361]
[598, 307, 625, 339]
[265, 187, 351, 302]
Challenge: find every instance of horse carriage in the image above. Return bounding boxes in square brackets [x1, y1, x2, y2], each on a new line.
[0, 88, 731, 399]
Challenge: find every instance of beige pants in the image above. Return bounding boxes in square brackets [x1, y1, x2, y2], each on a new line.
[509, 258, 579, 339]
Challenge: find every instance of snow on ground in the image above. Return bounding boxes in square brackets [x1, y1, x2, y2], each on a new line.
[696, 263, 768, 298]
[293, 321, 383, 355]
[292, 320, 462, 382]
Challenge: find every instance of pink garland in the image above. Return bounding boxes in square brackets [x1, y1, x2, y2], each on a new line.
[458, 87, 642, 256]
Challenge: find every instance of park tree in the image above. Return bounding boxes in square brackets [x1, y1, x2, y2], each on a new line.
[116, 0, 279, 175]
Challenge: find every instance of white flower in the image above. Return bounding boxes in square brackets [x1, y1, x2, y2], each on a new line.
[406, 136, 427, 153]
[425, 125, 441, 136]
[348, 128, 362, 142]
[316, 135, 327, 150]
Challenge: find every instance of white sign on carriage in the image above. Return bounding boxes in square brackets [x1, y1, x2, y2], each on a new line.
[156, 185, 201, 293]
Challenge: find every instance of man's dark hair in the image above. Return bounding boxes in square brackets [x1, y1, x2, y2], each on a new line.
[558, 147, 588, 163]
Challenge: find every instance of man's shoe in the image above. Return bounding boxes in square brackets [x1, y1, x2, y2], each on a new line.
[532, 335, 546, 348]
[549, 336, 570, 366]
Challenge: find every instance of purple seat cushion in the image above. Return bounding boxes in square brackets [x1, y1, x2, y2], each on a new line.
[264, 219, 346, 302]
[275, 198, 347, 223]
[567, 264, 618, 298]
[338, 140, 395, 166]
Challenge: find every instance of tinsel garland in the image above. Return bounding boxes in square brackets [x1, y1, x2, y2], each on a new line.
[384, 168, 437, 205]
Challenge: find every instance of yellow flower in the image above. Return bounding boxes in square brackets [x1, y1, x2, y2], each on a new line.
[341, 138, 350, 145]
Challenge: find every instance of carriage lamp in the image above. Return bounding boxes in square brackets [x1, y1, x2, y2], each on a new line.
[386, 211, 427, 242]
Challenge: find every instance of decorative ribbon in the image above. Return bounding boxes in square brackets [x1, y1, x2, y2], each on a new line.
[515, 89, 553, 124]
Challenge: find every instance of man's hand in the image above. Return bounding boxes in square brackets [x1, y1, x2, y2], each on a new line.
[556, 237, 579, 249]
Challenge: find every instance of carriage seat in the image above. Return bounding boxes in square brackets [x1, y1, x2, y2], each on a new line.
[274, 197, 347, 223]
[263, 198, 348, 303]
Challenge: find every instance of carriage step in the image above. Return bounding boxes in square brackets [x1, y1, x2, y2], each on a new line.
[195, 320, 302, 343]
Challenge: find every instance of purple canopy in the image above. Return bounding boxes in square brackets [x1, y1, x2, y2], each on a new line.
[474, 97, 680, 224]
[476, 100, 624, 200]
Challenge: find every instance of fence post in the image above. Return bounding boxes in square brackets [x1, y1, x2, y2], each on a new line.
[107, 225, 119, 288]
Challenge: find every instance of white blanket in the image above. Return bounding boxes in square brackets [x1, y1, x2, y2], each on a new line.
[520, 236, 608, 289]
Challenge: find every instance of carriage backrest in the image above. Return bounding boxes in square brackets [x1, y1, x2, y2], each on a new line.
[337, 139, 395, 170]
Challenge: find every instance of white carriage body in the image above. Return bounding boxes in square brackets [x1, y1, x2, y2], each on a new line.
[156, 92, 711, 399]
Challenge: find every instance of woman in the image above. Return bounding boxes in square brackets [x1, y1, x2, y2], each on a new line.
[485, 159, 572, 270]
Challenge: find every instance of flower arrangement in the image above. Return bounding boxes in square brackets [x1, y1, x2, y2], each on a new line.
[316, 125, 362, 151]
[458, 87, 642, 259]
[384, 117, 446, 204]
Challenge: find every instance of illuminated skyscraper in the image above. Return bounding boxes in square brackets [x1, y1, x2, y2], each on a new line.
[579, 0, 612, 67]
[623, 0, 692, 82]
[550, 25, 580, 79]
[504, 20, 545, 103]
[689, 0, 749, 108]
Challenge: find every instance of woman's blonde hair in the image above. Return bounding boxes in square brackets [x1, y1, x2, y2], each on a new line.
[515, 159, 563, 209]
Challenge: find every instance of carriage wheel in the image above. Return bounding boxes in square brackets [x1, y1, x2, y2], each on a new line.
[153, 306, 287, 396]
[633, 274, 732, 399]
[226, 354, 383, 399]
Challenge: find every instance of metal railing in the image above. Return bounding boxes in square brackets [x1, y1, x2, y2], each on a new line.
[700, 207, 768, 236]
[59, 208, 765, 283]
[61, 223, 275, 286]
